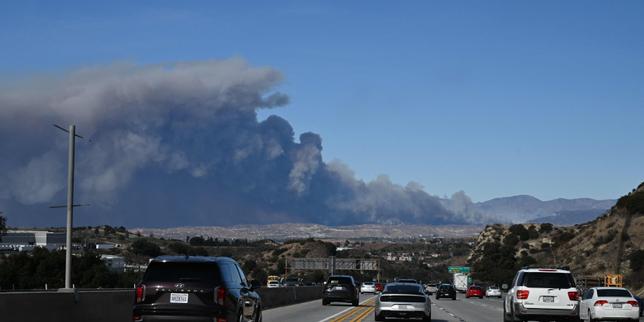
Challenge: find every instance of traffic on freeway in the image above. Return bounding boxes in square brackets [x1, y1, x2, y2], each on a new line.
[262, 292, 644, 322]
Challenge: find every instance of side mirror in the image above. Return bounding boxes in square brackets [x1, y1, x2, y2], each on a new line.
[501, 284, 509, 291]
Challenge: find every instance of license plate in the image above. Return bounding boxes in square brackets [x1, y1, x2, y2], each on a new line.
[333, 286, 344, 291]
[397, 305, 407, 309]
[542, 296, 554, 303]
[170, 293, 189, 303]
[613, 303, 622, 308]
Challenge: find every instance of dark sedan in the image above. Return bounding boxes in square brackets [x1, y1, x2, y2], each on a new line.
[435, 283, 457, 300]
[322, 275, 359, 306]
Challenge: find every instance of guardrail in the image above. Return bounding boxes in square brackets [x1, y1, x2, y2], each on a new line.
[0, 286, 323, 322]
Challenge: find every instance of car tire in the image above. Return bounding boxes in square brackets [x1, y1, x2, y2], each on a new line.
[352, 299, 359, 306]
[254, 307, 263, 322]
[452, 295, 456, 300]
[374, 312, 384, 321]
[237, 311, 244, 322]
[503, 305, 512, 322]
[423, 313, 431, 322]
[322, 299, 329, 305]
[435, 295, 440, 300]
[510, 307, 525, 322]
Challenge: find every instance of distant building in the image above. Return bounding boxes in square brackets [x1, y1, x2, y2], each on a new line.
[0, 230, 65, 252]
[100, 255, 125, 272]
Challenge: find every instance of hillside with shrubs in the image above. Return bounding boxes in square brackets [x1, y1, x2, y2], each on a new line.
[468, 181, 644, 295]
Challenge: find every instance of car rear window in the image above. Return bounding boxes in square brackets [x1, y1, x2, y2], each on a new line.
[384, 284, 423, 294]
[143, 262, 221, 285]
[327, 277, 353, 285]
[363, 282, 375, 285]
[597, 289, 631, 297]
[470, 286, 482, 290]
[439, 284, 453, 290]
[521, 272, 575, 288]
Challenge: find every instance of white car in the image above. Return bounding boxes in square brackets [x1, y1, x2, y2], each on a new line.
[486, 285, 502, 298]
[375, 282, 431, 321]
[267, 280, 280, 288]
[360, 281, 376, 294]
[579, 287, 639, 321]
[504, 267, 580, 322]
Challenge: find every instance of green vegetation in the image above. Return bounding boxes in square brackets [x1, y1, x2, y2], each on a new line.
[0, 248, 140, 290]
[0, 215, 6, 235]
[616, 185, 644, 214]
[129, 238, 162, 257]
[630, 250, 644, 272]
[509, 224, 530, 241]
[470, 241, 517, 285]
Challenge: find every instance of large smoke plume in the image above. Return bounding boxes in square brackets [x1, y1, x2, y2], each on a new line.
[0, 59, 482, 227]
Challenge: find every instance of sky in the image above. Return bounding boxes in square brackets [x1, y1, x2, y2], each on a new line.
[1, 0, 643, 202]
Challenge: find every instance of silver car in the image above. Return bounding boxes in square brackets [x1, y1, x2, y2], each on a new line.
[375, 282, 431, 321]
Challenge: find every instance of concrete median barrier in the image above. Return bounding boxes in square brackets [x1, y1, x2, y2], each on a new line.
[0, 289, 134, 322]
[258, 285, 323, 309]
[0, 286, 323, 322]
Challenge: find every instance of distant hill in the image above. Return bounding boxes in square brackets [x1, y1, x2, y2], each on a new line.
[472, 195, 615, 223]
[527, 208, 608, 226]
[468, 181, 644, 295]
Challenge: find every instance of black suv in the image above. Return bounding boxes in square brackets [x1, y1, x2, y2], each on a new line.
[133, 256, 262, 322]
[435, 284, 457, 300]
[322, 275, 359, 306]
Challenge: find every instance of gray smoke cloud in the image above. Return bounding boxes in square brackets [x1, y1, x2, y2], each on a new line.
[0, 58, 482, 227]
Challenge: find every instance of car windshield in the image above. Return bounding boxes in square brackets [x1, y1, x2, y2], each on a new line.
[327, 277, 352, 285]
[363, 282, 374, 285]
[470, 286, 482, 291]
[384, 284, 423, 294]
[143, 262, 221, 285]
[521, 272, 574, 288]
[439, 284, 453, 290]
[597, 289, 631, 297]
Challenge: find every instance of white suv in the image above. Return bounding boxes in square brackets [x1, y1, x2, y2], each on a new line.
[503, 267, 580, 322]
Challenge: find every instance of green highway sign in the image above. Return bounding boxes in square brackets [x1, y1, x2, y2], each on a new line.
[448, 266, 471, 273]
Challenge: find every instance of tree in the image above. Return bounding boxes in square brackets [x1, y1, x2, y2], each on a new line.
[129, 239, 162, 258]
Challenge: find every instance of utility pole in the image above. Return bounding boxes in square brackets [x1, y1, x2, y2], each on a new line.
[53, 124, 84, 290]
[64, 125, 75, 290]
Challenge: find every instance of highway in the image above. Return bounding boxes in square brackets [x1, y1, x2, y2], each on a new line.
[264, 293, 644, 322]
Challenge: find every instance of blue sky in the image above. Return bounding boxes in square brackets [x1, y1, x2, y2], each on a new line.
[1, 0, 643, 201]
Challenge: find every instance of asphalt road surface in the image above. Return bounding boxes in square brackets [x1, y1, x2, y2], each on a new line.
[263, 292, 644, 322]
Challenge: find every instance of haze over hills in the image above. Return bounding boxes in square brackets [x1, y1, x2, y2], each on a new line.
[527, 209, 609, 226]
[471, 195, 615, 223]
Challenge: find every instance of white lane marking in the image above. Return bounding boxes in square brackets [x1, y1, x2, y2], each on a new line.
[317, 296, 376, 322]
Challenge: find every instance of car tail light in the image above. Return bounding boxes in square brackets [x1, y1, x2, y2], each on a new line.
[594, 300, 608, 306]
[567, 291, 579, 301]
[627, 300, 639, 307]
[215, 286, 226, 306]
[135, 285, 146, 303]
[516, 290, 529, 299]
